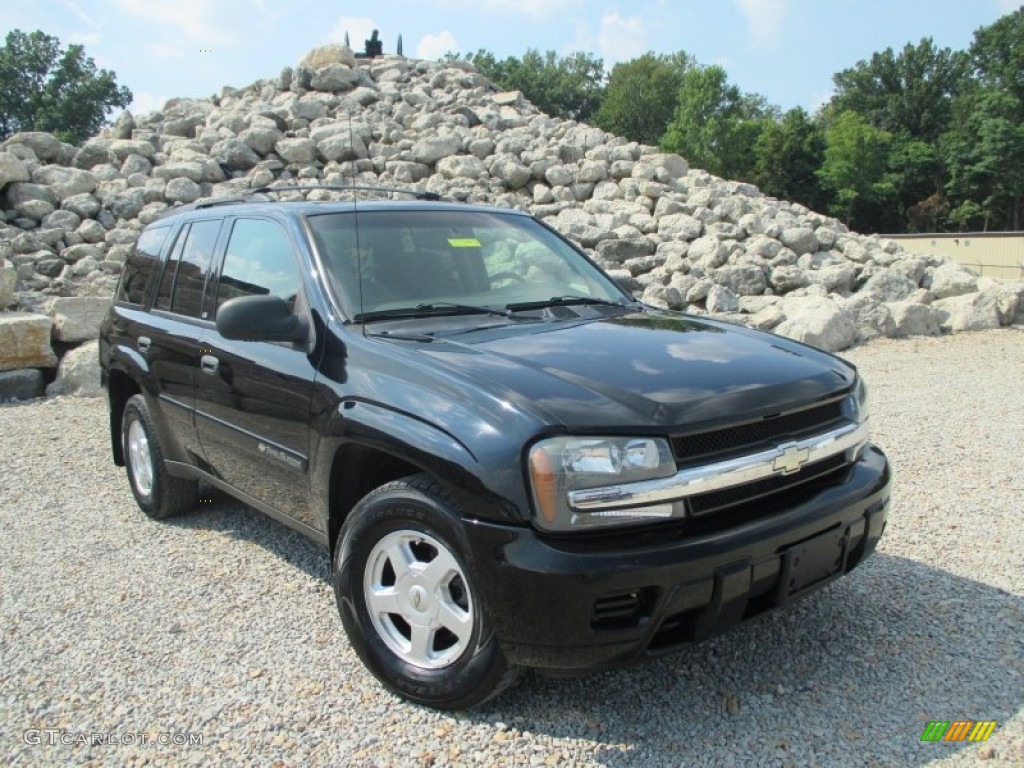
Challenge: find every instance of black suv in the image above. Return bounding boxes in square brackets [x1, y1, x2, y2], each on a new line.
[99, 188, 890, 709]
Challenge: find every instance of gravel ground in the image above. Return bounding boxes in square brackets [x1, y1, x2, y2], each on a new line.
[1, 329, 1022, 768]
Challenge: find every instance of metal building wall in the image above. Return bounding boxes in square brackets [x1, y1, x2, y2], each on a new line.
[886, 233, 1024, 280]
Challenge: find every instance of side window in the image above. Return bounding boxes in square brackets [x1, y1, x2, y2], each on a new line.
[216, 219, 300, 312]
[154, 219, 221, 318]
[116, 226, 169, 306]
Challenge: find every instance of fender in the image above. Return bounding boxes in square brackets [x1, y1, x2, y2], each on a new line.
[311, 398, 528, 533]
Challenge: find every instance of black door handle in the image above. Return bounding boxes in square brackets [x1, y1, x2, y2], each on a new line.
[200, 355, 219, 375]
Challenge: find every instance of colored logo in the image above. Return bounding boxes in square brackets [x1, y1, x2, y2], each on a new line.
[921, 721, 997, 742]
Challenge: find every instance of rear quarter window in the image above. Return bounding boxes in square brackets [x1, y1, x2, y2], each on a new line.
[116, 226, 171, 306]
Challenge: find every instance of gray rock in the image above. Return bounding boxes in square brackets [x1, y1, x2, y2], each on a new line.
[773, 296, 858, 352]
[706, 284, 739, 313]
[7, 182, 58, 218]
[713, 265, 767, 296]
[657, 213, 702, 240]
[62, 193, 102, 218]
[929, 262, 979, 299]
[769, 265, 809, 293]
[0, 368, 45, 401]
[72, 142, 114, 169]
[310, 64, 361, 92]
[152, 161, 205, 183]
[932, 290, 1002, 332]
[275, 138, 317, 164]
[491, 154, 531, 189]
[437, 154, 485, 180]
[779, 227, 818, 255]
[887, 302, 941, 337]
[0, 265, 15, 307]
[859, 271, 917, 302]
[686, 278, 713, 303]
[749, 304, 786, 330]
[412, 135, 462, 165]
[3, 131, 67, 162]
[596, 237, 655, 263]
[0, 152, 31, 188]
[46, 340, 102, 397]
[689, 235, 728, 270]
[164, 177, 202, 203]
[842, 294, 896, 341]
[300, 43, 357, 69]
[0, 313, 57, 371]
[211, 138, 261, 170]
[47, 297, 111, 342]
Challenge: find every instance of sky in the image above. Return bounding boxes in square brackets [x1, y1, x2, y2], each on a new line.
[1, 0, 1018, 119]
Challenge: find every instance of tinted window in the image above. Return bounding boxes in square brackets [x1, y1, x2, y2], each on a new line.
[154, 220, 221, 317]
[116, 226, 169, 306]
[216, 219, 299, 312]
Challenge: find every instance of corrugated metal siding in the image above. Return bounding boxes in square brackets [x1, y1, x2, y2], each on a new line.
[887, 233, 1024, 280]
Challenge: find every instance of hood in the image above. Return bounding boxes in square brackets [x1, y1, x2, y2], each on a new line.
[403, 310, 855, 431]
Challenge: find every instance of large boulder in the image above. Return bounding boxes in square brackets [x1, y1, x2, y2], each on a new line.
[47, 297, 112, 342]
[932, 290, 1002, 332]
[887, 302, 942, 337]
[0, 152, 31, 188]
[0, 368, 45, 401]
[0, 264, 16, 308]
[0, 314, 57, 371]
[46, 340, 102, 397]
[772, 296, 858, 352]
[300, 43, 357, 69]
[929, 262, 979, 299]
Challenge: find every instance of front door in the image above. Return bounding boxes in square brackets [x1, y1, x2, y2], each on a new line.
[193, 217, 319, 529]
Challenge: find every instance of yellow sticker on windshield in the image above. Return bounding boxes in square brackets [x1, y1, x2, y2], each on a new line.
[448, 238, 481, 248]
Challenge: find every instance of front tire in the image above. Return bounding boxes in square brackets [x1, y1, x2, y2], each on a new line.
[121, 394, 197, 519]
[333, 474, 521, 709]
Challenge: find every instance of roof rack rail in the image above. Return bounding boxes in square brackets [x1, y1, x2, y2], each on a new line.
[154, 192, 272, 220]
[250, 184, 449, 202]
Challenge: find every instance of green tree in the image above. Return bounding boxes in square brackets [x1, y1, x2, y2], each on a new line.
[461, 48, 605, 122]
[831, 38, 969, 142]
[943, 8, 1024, 231]
[0, 29, 132, 144]
[752, 107, 826, 210]
[594, 52, 692, 145]
[660, 64, 772, 180]
[816, 110, 897, 228]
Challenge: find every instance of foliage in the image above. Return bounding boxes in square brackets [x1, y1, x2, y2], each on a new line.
[593, 52, 692, 145]
[752, 107, 826, 210]
[660, 65, 772, 180]
[462, 48, 605, 122]
[0, 29, 132, 144]
[830, 38, 969, 141]
[816, 110, 897, 227]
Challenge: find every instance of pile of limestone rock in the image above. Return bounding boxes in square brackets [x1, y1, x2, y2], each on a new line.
[1, 43, 1022, 399]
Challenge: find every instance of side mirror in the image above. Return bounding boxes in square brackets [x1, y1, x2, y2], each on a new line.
[216, 295, 309, 343]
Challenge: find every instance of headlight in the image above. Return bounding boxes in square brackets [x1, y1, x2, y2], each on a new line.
[528, 436, 678, 532]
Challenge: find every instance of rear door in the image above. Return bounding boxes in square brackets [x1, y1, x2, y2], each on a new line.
[193, 216, 319, 529]
[145, 217, 223, 461]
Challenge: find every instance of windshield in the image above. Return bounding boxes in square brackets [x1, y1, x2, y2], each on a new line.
[305, 209, 627, 320]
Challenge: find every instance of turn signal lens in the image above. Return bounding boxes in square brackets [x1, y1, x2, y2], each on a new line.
[529, 447, 558, 525]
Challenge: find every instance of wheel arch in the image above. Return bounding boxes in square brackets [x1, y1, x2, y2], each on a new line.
[107, 367, 142, 466]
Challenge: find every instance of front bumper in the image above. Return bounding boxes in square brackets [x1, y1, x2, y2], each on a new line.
[467, 444, 890, 671]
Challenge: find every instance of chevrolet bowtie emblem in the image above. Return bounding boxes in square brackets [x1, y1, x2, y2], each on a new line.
[773, 443, 810, 475]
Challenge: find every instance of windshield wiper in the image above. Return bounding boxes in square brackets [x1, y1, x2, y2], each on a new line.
[353, 302, 507, 323]
[504, 295, 631, 312]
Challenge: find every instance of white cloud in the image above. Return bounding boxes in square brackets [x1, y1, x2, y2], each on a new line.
[150, 43, 185, 59]
[734, 0, 787, 46]
[129, 91, 168, 117]
[329, 16, 378, 49]
[112, 0, 238, 45]
[597, 12, 646, 65]
[417, 31, 459, 61]
[60, 0, 99, 31]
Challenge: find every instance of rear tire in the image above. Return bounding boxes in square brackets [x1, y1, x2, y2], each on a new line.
[333, 474, 521, 709]
[121, 394, 197, 519]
